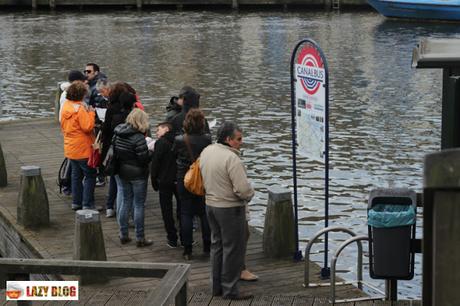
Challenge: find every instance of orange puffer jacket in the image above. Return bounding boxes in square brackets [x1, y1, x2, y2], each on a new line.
[60, 100, 96, 160]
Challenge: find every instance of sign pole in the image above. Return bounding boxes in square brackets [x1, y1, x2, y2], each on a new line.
[290, 41, 303, 262]
[290, 38, 330, 273]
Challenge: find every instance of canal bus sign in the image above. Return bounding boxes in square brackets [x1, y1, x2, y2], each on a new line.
[290, 38, 330, 277]
[295, 44, 326, 161]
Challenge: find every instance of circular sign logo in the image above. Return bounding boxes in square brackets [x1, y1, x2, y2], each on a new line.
[297, 45, 325, 95]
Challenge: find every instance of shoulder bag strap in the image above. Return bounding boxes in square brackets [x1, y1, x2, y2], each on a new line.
[184, 135, 196, 162]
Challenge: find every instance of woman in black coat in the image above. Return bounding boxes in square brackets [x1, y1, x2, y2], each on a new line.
[113, 108, 153, 247]
[173, 108, 212, 260]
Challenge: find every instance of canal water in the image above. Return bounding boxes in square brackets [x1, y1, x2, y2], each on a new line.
[1, 8, 460, 299]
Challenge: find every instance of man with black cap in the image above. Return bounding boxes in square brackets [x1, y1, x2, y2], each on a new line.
[170, 86, 209, 136]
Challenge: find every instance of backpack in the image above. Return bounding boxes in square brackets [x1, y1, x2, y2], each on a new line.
[57, 158, 71, 193]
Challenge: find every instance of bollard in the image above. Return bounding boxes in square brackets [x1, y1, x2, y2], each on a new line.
[0, 142, 7, 187]
[17, 166, 49, 228]
[423, 148, 460, 305]
[74, 210, 107, 284]
[263, 187, 296, 258]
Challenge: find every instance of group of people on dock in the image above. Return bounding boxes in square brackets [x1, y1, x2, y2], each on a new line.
[59, 64, 257, 300]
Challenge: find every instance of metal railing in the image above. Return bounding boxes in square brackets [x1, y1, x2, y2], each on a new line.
[304, 227, 385, 304]
[0, 258, 190, 306]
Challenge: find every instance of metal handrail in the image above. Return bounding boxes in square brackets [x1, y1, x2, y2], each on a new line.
[304, 226, 358, 287]
[330, 235, 369, 304]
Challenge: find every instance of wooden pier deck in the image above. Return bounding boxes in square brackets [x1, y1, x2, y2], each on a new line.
[0, 118, 380, 304]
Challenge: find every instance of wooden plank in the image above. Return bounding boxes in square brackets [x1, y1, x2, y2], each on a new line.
[85, 289, 114, 305]
[208, 295, 230, 306]
[126, 290, 149, 305]
[105, 290, 136, 306]
[189, 292, 213, 306]
[251, 295, 274, 306]
[292, 296, 314, 306]
[271, 295, 294, 306]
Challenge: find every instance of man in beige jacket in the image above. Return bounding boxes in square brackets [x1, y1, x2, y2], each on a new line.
[200, 121, 254, 301]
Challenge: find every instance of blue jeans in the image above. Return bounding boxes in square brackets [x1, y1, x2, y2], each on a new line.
[117, 177, 147, 241]
[70, 159, 96, 209]
[106, 175, 117, 210]
[114, 175, 123, 216]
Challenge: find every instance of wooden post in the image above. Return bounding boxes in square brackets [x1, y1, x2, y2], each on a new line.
[31, 0, 37, 9]
[55, 82, 63, 123]
[231, 0, 238, 9]
[424, 148, 460, 305]
[263, 187, 296, 258]
[136, 0, 142, 9]
[49, 0, 56, 8]
[0, 141, 7, 187]
[17, 166, 49, 228]
[74, 210, 107, 284]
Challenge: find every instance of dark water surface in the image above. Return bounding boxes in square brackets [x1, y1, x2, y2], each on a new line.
[1, 8, 460, 298]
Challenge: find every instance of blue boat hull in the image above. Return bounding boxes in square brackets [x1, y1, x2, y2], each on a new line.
[368, 0, 460, 21]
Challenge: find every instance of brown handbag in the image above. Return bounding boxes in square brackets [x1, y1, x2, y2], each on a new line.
[183, 135, 205, 196]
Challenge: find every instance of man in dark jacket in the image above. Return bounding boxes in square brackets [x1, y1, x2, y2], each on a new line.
[150, 122, 181, 248]
[84, 63, 108, 108]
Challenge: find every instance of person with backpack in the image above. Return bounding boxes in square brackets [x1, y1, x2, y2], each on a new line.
[60, 81, 97, 211]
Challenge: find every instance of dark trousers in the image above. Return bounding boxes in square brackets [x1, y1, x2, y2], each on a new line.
[206, 205, 246, 298]
[106, 175, 117, 210]
[159, 183, 181, 243]
[177, 180, 211, 252]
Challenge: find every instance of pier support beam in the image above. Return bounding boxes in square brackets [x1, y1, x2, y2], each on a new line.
[136, 0, 142, 9]
[49, 0, 55, 9]
[31, 0, 37, 9]
[0, 142, 7, 187]
[423, 149, 460, 305]
[74, 210, 107, 284]
[17, 166, 49, 228]
[232, 0, 238, 9]
[263, 187, 296, 258]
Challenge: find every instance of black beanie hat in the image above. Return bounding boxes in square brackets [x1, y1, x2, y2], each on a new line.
[68, 70, 86, 82]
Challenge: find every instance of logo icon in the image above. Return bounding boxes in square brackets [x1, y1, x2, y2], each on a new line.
[6, 282, 23, 300]
[297, 45, 325, 95]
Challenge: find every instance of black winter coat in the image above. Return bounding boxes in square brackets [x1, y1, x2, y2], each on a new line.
[173, 133, 212, 180]
[150, 130, 177, 190]
[101, 103, 131, 162]
[113, 123, 151, 180]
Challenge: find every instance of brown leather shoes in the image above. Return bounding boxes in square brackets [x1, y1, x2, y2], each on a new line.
[120, 237, 132, 245]
[223, 294, 253, 300]
[136, 239, 153, 247]
[240, 269, 258, 281]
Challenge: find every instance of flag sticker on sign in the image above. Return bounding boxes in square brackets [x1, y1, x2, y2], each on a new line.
[6, 281, 78, 301]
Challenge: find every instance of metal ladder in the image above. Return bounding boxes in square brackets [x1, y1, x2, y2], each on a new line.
[332, 0, 340, 10]
[304, 226, 386, 304]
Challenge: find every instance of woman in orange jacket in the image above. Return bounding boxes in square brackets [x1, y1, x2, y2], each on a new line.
[60, 81, 97, 211]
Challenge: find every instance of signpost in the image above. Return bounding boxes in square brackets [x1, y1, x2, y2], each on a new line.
[290, 39, 330, 277]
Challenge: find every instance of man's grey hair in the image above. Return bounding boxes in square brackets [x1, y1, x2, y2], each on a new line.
[217, 121, 242, 144]
[96, 79, 110, 91]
